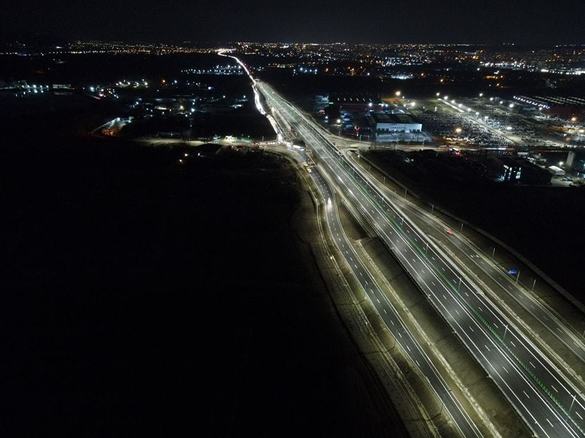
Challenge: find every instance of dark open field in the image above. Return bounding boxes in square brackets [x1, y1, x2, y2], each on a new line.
[0, 100, 403, 437]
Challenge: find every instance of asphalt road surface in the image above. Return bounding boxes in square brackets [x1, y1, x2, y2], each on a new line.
[309, 166, 482, 437]
[349, 164, 585, 367]
[256, 80, 585, 437]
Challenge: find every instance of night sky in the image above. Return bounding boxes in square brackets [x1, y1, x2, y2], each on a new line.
[2, 0, 585, 44]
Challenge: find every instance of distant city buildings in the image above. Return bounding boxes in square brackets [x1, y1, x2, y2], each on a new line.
[0, 40, 218, 56]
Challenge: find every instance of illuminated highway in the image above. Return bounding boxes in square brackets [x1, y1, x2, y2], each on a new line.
[257, 81, 585, 437]
[309, 164, 482, 437]
[266, 114, 483, 437]
[219, 50, 484, 435]
[348, 164, 585, 368]
[221, 49, 585, 437]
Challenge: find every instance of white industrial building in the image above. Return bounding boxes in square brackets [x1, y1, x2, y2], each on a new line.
[369, 113, 424, 142]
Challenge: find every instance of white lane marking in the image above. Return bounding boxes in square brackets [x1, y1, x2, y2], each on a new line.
[576, 411, 583, 420]
[523, 390, 530, 399]
[529, 361, 536, 369]
[546, 418, 554, 428]
[510, 341, 516, 347]
[383, 308, 387, 314]
[503, 366, 509, 374]
[484, 344, 491, 352]
[551, 384, 558, 393]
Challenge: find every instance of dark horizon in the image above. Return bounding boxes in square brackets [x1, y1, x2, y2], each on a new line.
[3, 0, 585, 46]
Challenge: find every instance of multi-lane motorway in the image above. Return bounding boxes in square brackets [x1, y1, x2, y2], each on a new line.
[223, 50, 585, 437]
[310, 163, 482, 437]
[349, 162, 585, 368]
